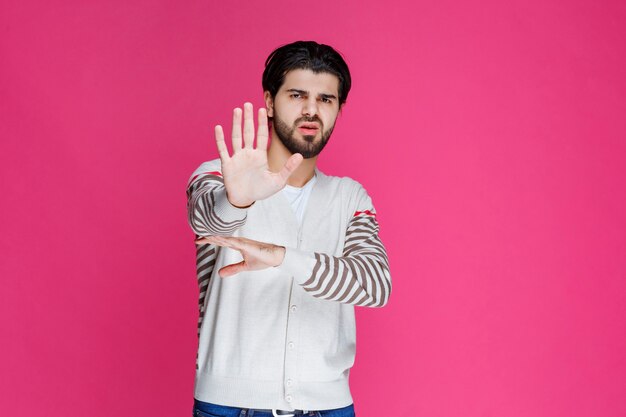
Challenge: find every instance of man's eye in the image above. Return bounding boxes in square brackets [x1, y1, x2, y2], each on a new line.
[290, 93, 301, 99]
[321, 98, 331, 103]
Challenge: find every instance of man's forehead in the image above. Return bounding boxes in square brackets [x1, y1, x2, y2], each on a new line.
[280, 69, 339, 95]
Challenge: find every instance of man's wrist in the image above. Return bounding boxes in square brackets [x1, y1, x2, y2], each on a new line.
[275, 247, 317, 284]
[230, 200, 255, 209]
[273, 246, 286, 267]
[226, 192, 255, 209]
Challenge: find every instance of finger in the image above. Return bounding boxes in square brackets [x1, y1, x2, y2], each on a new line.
[243, 102, 254, 149]
[214, 125, 230, 161]
[195, 236, 217, 245]
[214, 235, 246, 251]
[231, 107, 243, 152]
[195, 235, 230, 247]
[278, 153, 304, 182]
[256, 107, 269, 150]
[219, 261, 247, 278]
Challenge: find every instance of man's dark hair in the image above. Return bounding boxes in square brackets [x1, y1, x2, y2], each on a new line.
[262, 41, 352, 106]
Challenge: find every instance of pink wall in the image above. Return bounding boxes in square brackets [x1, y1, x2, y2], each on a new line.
[1, 1, 625, 416]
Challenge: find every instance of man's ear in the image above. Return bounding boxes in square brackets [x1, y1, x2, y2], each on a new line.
[264, 91, 274, 118]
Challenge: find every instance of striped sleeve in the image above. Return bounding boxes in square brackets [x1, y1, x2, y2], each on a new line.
[186, 160, 248, 236]
[281, 189, 392, 308]
[194, 242, 217, 337]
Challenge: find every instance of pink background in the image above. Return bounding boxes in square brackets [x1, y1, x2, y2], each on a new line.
[1, 1, 625, 416]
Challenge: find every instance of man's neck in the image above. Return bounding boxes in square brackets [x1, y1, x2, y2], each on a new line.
[268, 132, 317, 187]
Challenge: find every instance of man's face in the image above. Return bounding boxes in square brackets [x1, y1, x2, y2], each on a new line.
[266, 69, 341, 159]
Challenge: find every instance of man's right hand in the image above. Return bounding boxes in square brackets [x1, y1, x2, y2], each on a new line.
[215, 102, 303, 208]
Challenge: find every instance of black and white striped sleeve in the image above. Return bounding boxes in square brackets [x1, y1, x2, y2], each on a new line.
[281, 188, 392, 308]
[186, 161, 248, 237]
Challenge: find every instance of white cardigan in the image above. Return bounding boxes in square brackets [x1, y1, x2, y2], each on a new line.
[187, 159, 391, 411]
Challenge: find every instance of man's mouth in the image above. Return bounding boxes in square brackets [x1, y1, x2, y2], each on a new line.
[297, 123, 320, 135]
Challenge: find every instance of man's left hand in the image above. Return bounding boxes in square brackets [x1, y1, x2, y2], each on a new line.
[195, 235, 286, 278]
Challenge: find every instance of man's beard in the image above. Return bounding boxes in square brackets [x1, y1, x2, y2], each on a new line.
[272, 112, 335, 159]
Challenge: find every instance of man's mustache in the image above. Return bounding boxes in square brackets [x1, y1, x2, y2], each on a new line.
[295, 116, 323, 128]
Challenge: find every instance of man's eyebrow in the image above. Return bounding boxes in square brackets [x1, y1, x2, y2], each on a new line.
[286, 89, 337, 100]
[319, 93, 337, 100]
[286, 88, 308, 95]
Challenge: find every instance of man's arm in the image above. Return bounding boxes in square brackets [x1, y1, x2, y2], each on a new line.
[281, 187, 391, 308]
[196, 187, 392, 308]
[186, 165, 249, 236]
[187, 102, 302, 237]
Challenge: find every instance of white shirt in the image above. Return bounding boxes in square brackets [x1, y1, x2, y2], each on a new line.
[187, 159, 391, 411]
[281, 175, 317, 227]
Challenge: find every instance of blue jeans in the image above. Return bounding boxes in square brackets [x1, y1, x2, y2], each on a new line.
[193, 399, 356, 417]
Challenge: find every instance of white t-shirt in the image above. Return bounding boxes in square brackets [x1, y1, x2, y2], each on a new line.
[281, 174, 317, 227]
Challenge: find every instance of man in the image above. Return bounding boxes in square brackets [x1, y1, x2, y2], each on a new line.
[186, 41, 391, 417]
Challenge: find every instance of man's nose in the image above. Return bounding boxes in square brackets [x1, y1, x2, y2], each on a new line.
[302, 97, 318, 117]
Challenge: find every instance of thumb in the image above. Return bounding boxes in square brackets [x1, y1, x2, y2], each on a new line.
[219, 261, 247, 278]
[278, 153, 304, 182]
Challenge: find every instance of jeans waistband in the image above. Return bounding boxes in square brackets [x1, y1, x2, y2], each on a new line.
[194, 399, 354, 417]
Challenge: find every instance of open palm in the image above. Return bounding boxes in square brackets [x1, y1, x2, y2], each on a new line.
[215, 102, 303, 208]
[195, 235, 285, 278]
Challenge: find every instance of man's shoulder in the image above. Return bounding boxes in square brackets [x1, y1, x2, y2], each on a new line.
[316, 170, 378, 214]
[187, 159, 223, 186]
[317, 170, 368, 196]
[193, 158, 222, 174]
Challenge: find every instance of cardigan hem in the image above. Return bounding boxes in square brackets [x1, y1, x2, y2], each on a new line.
[194, 372, 353, 411]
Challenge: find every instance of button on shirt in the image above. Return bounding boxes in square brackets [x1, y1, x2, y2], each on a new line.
[279, 174, 316, 405]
